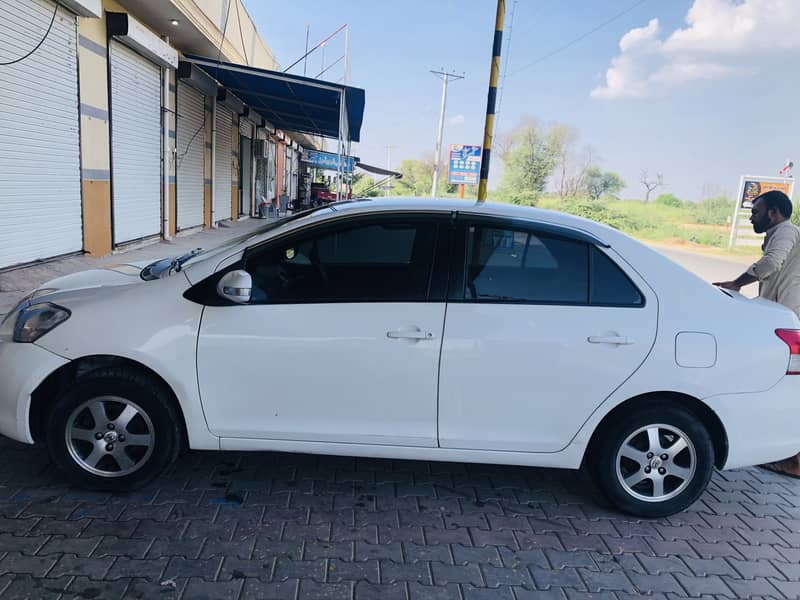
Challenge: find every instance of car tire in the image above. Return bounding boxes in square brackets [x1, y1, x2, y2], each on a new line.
[590, 405, 714, 518]
[44, 367, 183, 491]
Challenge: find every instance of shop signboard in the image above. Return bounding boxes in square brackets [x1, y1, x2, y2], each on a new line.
[301, 149, 354, 173]
[448, 144, 482, 185]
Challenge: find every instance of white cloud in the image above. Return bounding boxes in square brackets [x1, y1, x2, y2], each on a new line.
[592, 0, 800, 100]
[448, 114, 465, 126]
[591, 19, 663, 99]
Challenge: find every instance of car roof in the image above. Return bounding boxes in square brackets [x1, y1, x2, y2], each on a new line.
[184, 197, 636, 280]
[321, 197, 617, 242]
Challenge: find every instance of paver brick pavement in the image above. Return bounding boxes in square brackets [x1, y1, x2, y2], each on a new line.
[0, 435, 799, 599]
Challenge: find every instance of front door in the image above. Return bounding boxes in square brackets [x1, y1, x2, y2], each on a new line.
[438, 219, 657, 453]
[196, 215, 449, 446]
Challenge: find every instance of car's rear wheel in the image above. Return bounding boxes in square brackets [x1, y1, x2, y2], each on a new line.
[45, 367, 182, 491]
[591, 405, 714, 518]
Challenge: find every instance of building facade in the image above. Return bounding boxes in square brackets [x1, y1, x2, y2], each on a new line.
[0, 0, 312, 270]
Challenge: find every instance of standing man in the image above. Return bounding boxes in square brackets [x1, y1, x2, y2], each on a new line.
[715, 190, 800, 478]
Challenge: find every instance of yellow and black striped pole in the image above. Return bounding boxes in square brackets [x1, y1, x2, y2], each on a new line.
[478, 0, 505, 202]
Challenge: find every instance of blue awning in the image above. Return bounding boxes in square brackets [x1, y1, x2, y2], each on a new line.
[183, 54, 365, 142]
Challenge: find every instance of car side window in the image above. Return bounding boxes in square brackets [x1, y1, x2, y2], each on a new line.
[245, 219, 438, 303]
[590, 247, 644, 306]
[465, 225, 589, 304]
[462, 224, 643, 307]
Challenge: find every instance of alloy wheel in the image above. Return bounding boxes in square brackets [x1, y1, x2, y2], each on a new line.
[615, 423, 697, 503]
[65, 396, 155, 478]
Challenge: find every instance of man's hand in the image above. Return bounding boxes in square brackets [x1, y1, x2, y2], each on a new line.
[713, 281, 742, 291]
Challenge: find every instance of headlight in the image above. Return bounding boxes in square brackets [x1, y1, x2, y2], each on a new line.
[1, 288, 59, 328]
[13, 303, 71, 343]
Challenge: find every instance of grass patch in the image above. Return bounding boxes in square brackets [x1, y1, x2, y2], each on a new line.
[503, 193, 757, 255]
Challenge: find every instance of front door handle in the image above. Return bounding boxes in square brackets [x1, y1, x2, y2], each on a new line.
[587, 336, 634, 345]
[387, 330, 435, 340]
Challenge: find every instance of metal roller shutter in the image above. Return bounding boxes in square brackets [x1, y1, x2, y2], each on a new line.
[239, 119, 254, 216]
[176, 82, 205, 230]
[110, 40, 161, 244]
[0, 0, 81, 268]
[239, 118, 253, 139]
[214, 105, 233, 222]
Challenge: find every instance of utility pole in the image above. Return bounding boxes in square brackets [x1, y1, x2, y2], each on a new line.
[430, 69, 464, 197]
[478, 0, 506, 201]
[385, 145, 395, 196]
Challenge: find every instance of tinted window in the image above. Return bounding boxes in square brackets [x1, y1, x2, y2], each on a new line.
[590, 247, 643, 306]
[465, 225, 589, 304]
[246, 220, 437, 303]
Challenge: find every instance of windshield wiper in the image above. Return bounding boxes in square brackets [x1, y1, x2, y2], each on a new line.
[171, 248, 203, 273]
[140, 248, 203, 281]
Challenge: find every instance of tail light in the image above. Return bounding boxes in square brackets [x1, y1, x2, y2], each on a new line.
[775, 329, 800, 374]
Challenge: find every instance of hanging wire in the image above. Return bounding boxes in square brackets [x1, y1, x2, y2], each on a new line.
[494, 0, 518, 136]
[177, 0, 235, 169]
[508, 0, 650, 77]
[234, 0, 249, 65]
[0, 1, 60, 66]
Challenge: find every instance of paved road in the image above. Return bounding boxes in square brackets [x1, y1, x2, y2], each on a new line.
[652, 245, 754, 294]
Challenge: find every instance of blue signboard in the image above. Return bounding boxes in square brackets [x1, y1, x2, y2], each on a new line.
[301, 149, 354, 173]
[448, 144, 482, 185]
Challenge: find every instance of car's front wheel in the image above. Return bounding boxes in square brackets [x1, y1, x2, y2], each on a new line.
[45, 367, 183, 491]
[591, 405, 714, 518]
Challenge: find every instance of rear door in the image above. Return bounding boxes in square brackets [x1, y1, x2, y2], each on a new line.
[438, 217, 658, 452]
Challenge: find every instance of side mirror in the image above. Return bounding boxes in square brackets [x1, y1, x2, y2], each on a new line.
[216, 270, 252, 304]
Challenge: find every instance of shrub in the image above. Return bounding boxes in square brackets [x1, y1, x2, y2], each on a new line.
[504, 190, 540, 206]
[655, 193, 683, 208]
[560, 200, 652, 232]
[692, 195, 735, 225]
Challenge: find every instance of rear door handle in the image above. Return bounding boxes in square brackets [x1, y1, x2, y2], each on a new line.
[587, 336, 634, 345]
[387, 330, 435, 340]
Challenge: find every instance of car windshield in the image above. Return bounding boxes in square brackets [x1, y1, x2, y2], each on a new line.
[139, 205, 338, 281]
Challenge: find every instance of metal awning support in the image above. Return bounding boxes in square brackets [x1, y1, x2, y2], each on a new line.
[183, 54, 365, 203]
[356, 162, 402, 178]
[337, 89, 347, 201]
[183, 54, 364, 141]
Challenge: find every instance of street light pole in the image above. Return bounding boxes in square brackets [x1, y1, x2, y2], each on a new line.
[430, 69, 464, 197]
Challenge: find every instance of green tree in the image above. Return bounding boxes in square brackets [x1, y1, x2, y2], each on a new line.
[392, 159, 433, 196]
[584, 167, 625, 200]
[350, 173, 381, 198]
[498, 119, 564, 195]
[391, 157, 453, 196]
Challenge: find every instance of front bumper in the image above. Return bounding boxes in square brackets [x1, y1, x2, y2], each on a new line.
[706, 376, 800, 469]
[0, 338, 69, 444]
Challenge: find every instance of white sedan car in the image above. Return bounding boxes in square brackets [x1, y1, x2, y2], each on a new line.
[1, 198, 799, 517]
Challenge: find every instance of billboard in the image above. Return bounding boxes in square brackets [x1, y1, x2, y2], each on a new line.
[448, 144, 482, 185]
[729, 175, 796, 247]
[301, 150, 354, 173]
[739, 177, 793, 208]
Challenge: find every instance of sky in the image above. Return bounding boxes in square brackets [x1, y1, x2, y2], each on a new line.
[244, 0, 800, 201]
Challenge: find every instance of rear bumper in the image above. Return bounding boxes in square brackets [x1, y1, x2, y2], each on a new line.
[706, 376, 800, 469]
[0, 339, 68, 444]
